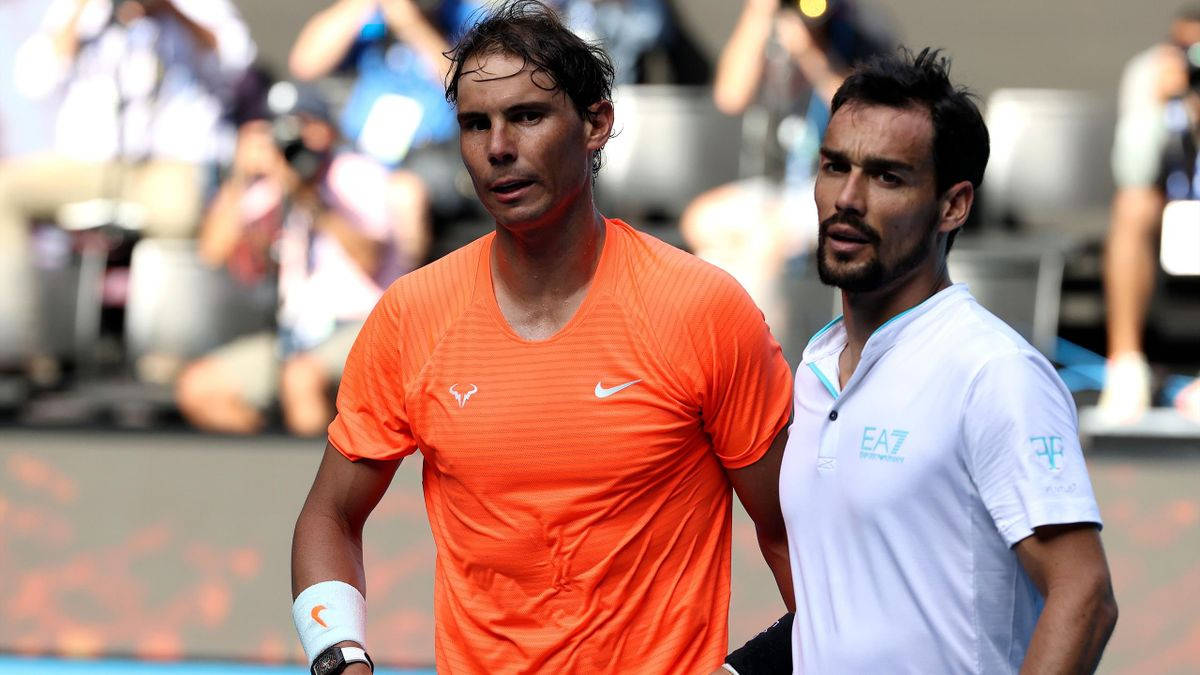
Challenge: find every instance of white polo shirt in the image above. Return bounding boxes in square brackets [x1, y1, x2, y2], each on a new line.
[780, 283, 1102, 674]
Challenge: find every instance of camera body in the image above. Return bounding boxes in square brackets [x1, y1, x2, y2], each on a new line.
[271, 113, 329, 183]
[1186, 42, 1200, 92]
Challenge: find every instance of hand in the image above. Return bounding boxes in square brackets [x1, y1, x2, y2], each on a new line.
[775, 9, 816, 59]
[230, 120, 287, 185]
[343, 664, 372, 675]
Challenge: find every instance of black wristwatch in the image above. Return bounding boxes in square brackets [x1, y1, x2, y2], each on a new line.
[311, 645, 374, 675]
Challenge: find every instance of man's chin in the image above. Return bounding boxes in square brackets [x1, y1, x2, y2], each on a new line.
[818, 258, 883, 293]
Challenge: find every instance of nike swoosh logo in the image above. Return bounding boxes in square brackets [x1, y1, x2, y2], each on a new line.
[595, 379, 642, 398]
[311, 604, 328, 628]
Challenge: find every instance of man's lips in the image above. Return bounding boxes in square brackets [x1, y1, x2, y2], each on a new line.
[824, 223, 874, 244]
[489, 178, 535, 194]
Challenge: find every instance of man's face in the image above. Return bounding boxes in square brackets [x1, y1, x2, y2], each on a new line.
[454, 51, 608, 230]
[813, 102, 944, 293]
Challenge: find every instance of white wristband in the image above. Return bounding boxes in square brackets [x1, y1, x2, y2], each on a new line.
[292, 580, 368, 665]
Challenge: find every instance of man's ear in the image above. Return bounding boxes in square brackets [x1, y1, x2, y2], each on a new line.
[584, 100, 615, 153]
[938, 180, 974, 235]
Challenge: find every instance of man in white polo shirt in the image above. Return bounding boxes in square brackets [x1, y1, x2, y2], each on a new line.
[725, 48, 1118, 675]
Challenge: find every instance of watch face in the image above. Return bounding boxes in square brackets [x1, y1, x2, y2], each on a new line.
[311, 649, 343, 675]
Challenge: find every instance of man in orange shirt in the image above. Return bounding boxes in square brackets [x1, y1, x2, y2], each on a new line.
[290, 2, 794, 673]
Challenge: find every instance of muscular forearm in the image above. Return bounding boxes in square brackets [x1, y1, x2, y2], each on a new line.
[292, 502, 369, 597]
[1021, 582, 1117, 674]
[290, 0, 377, 80]
[757, 528, 795, 613]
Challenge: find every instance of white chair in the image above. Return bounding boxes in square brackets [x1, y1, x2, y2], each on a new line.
[980, 88, 1115, 239]
[124, 239, 275, 378]
[596, 85, 743, 224]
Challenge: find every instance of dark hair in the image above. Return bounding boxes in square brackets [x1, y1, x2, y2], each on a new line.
[1178, 2, 1200, 23]
[830, 48, 989, 251]
[444, 0, 616, 176]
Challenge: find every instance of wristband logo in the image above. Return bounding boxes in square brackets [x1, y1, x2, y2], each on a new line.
[311, 604, 329, 628]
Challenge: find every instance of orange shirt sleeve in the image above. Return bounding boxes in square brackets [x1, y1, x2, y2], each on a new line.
[327, 285, 418, 462]
[695, 274, 793, 469]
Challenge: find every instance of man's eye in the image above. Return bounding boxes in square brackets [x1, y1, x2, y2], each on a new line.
[515, 111, 542, 123]
[877, 172, 901, 185]
[822, 161, 848, 174]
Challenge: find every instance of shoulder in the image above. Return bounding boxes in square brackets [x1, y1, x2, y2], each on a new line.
[937, 297, 1067, 402]
[615, 221, 756, 319]
[369, 234, 489, 352]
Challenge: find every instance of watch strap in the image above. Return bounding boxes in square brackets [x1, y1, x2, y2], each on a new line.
[311, 645, 374, 675]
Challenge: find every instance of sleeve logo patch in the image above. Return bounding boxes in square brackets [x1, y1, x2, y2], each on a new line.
[1030, 436, 1064, 471]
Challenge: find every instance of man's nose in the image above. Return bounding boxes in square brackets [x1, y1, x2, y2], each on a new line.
[834, 170, 867, 216]
[487, 124, 516, 166]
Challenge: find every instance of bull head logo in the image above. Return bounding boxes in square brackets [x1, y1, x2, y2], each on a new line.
[449, 384, 478, 408]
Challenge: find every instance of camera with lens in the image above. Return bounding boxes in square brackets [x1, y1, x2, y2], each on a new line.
[1186, 42, 1200, 92]
[266, 81, 334, 183]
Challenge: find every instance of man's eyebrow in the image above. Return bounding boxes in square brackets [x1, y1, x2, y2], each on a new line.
[819, 147, 916, 173]
[456, 101, 553, 123]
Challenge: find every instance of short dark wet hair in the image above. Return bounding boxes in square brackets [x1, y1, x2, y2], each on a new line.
[831, 48, 990, 250]
[445, 0, 616, 176]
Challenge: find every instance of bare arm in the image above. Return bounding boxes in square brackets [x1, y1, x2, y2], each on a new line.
[712, 0, 777, 115]
[51, 0, 92, 61]
[773, 10, 845, 105]
[1015, 524, 1118, 674]
[726, 428, 794, 612]
[289, 0, 378, 81]
[292, 442, 398, 674]
[292, 442, 401, 597]
[197, 121, 286, 266]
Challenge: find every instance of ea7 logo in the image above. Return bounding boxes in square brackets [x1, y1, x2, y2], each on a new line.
[1030, 435, 1064, 471]
[860, 427, 910, 463]
[449, 384, 478, 408]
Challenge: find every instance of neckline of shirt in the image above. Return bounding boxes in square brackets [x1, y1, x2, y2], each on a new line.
[801, 283, 972, 365]
[477, 218, 622, 345]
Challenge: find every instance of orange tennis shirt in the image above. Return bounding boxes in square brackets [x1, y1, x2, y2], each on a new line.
[328, 219, 793, 674]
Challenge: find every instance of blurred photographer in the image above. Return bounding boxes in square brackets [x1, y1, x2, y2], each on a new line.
[0, 0, 253, 378]
[678, 0, 892, 359]
[1100, 3, 1200, 424]
[176, 82, 414, 437]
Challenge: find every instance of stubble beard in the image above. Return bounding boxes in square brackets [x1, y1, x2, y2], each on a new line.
[816, 214, 940, 293]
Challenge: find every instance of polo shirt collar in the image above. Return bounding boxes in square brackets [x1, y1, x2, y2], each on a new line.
[801, 283, 971, 367]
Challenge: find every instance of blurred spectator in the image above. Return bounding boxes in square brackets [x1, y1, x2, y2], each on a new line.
[678, 0, 891, 352]
[175, 82, 413, 437]
[0, 1, 57, 156]
[0, 0, 254, 375]
[1099, 3, 1200, 425]
[289, 0, 483, 230]
[550, 0, 710, 85]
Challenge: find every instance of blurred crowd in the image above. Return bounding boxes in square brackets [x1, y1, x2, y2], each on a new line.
[0, 0, 1198, 435]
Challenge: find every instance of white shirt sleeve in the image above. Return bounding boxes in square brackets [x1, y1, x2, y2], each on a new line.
[168, 0, 256, 80]
[962, 349, 1103, 547]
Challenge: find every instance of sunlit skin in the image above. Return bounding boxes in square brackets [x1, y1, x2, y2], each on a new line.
[453, 51, 615, 340]
[813, 102, 974, 386]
